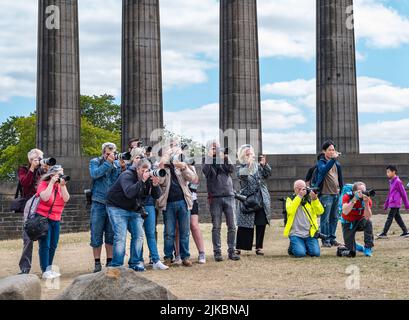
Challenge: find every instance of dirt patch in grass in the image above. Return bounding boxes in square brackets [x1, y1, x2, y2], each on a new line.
[1, 215, 409, 300]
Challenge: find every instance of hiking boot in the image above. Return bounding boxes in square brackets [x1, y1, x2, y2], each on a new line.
[182, 259, 193, 267]
[214, 253, 224, 262]
[228, 252, 241, 261]
[377, 233, 388, 239]
[321, 242, 332, 248]
[400, 232, 409, 238]
[93, 261, 102, 273]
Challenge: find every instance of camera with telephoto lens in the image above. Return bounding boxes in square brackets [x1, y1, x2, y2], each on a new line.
[57, 174, 70, 183]
[149, 168, 166, 178]
[313, 231, 328, 241]
[40, 157, 56, 166]
[114, 151, 132, 161]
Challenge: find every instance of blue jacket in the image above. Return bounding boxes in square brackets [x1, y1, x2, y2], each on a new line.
[315, 154, 343, 193]
[89, 157, 122, 204]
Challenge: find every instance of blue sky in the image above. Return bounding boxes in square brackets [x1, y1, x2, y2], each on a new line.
[1, 0, 409, 153]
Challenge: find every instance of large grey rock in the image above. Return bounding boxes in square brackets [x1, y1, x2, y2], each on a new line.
[57, 267, 177, 300]
[0, 274, 41, 300]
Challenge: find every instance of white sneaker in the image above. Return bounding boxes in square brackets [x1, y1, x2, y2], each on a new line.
[173, 255, 182, 265]
[153, 261, 169, 270]
[50, 270, 61, 278]
[198, 252, 206, 264]
[42, 271, 54, 279]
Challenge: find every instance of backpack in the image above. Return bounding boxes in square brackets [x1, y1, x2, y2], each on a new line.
[338, 183, 354, 215]
[23, 195, 40, 222]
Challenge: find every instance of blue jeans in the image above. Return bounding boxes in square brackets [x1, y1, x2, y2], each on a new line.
[163, 200, 190, 260]
[319, 194, 340, 244]
[289, 235, 320, 257]
[38, 219, 60, 272]
[90, 201, 114, 248]
[107, 206, 144, 268]
[142, 205, 160, 263]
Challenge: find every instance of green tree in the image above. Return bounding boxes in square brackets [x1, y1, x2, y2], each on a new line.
[80, 94, 121, 133]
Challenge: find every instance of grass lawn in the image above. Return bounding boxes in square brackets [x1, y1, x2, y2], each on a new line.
[1, 215, 409, 300]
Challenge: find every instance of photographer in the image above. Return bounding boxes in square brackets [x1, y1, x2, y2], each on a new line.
[17, 149, 49, 274]
[157, 142, 198, 267]
[235, 145, 272, 256]
[202, 140, 239, 262]
[340, 182, 374, 257]
[106, 158, 162, 271]
[284, 180, 324, 258]
[36, 165, 70, 279]
[315, 140, 343, 247]
[89, 142, 124, 273]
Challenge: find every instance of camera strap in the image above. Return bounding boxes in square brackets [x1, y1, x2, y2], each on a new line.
[301, 203, 318, 233]
[45, 188, 59, 219]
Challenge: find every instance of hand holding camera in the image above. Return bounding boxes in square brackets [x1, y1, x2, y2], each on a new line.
[259, 155, 266, 166]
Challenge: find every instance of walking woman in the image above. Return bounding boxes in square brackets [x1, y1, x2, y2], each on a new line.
[235, 145, 272, 255]
[36, 165, 70, 279]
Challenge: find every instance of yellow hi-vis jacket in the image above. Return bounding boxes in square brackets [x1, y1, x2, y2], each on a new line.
[283, 195, 325, 238]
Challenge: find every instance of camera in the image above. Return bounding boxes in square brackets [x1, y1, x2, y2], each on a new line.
[149, 168, 166, 178]
[114, 151, 132, 161]
[57, 174, 70, 183]
[171, 154, 195, 166]
[337, 246, 356, 258]
[140, 206, 148, 220]
[234, 192, 247, 203]
[40, 157, 56, 166]
[306, 187, 320, 195]
[313, 231, 328, 241]
[361, 189, 376, 198]
[84, 189, 92, 205]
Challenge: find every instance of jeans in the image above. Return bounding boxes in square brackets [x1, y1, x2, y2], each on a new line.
[383, 208, 408, 234]
[319, 194, 340, 244]
[107, 206, 144, 268]
[209, 196, 237, 254]
[142, 205, 160, 263]
[289, 236, 320, 257]
[38, 219, 60, 273]
[163, 200, 190, 260]
[90, 201, 114, 248]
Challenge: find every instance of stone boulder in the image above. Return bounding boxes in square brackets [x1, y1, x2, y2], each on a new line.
[57, 267, 177, 300]
[0, 274, 41, 300]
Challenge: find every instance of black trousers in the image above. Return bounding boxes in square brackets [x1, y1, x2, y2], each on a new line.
[19, 229, 33, 273]
[383, 208, 408, 234]
[342, 218, 374, 252]
[236, 225, 266, 250]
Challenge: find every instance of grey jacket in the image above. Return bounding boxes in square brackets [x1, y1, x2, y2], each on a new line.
[236, 163, 272, 229]
[202, 156, 235, 198]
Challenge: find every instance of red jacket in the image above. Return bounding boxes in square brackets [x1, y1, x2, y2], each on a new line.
[17, 166, 43, 198]
[342, 194, 372, 222]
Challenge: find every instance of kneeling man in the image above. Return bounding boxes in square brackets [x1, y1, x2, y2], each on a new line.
[284, 180, 324, 257]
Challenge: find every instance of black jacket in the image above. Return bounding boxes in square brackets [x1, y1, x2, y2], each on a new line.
[106, 167, 161, 211]
[202, 156, 235, 198]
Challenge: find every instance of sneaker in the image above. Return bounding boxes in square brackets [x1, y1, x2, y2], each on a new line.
[163, 259, 172, 267]
[256, 249, 264, 256]
[130, 263, 146, 272]
[198, 252, 206, 264]
[182, 259, 193, 267]
[363, 247, 373, 257]
[400, 232, 409, 238]
[153, 261, 169, 270]
[355, 243, 364, 253]
[321, 242, 332, 248]
[214, 253, 224, 262]
[50, 270, 61, 278]
[377, 233, 388, 239]
[42, 271, 54, 279]
[18, 270, 30, 275]
[173, 255, 182, 265]
[228, 252, 241, 261]
[93, 262, 102, 273]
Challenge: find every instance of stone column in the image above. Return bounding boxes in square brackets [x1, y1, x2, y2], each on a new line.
[36, 0, 81, 158]
[220, 0, 262, 155]
[122, 0, 164, 150]
[316, 0, 359, 154]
